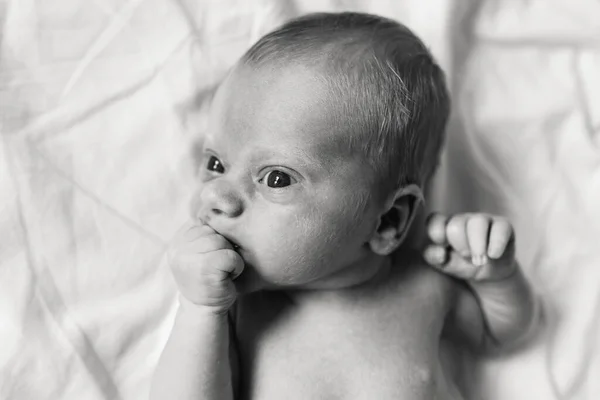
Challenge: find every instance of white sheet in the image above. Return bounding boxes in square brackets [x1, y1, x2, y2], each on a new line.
[1, 1, 598, 399]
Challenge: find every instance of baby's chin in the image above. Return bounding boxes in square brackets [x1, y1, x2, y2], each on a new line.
[233, 263, 303, 295]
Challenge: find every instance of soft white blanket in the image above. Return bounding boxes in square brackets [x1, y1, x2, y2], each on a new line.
[1, 1, 599, 399]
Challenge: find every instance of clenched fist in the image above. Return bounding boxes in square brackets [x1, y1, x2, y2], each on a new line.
[168, 221, 245, 314]
[423, 213, 517, 282]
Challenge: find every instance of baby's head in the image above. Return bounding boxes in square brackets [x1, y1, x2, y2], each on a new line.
[241, 12, 449, 195]
[191, 12, 450, 293]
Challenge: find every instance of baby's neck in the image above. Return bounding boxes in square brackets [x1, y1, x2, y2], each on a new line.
[308, 252, 390, 289]
[280, 253, 392, 304]
[280, 249, 422, 312]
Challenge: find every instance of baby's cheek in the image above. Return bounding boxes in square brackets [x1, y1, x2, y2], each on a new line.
[250, 201, 368, 284]
[252, 218, 326, 282]
[292, 209, 359, 262]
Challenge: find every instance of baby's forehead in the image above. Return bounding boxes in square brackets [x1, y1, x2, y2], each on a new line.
[213, 64, 354, 147]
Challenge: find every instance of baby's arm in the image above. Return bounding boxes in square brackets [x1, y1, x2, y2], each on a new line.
[150, 303, 236, 399]
[150, 222, 243, 400]
[424, 213, 541, 353]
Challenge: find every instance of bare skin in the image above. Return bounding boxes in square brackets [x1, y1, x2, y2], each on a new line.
[150, 64, 539, 400]
[234, 252, 463, 400]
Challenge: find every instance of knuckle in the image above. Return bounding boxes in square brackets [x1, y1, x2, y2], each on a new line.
[207, 234, 230, 247]
[446, 217, 464, 235]
[427, 214, 446, 235]
[468, 213, 488, 225]
[427, 212, 444, 226]
[194, 235, 224, 253]
[201, 235, 220, 249]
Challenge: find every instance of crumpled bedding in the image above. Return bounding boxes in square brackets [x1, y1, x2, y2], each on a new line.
[1, 0, 598, 399]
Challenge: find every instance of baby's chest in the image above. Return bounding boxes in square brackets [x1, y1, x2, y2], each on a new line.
[234, 294, 445, 400]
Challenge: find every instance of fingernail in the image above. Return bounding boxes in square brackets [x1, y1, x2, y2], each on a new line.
[184, 226, 203, 241]
[471, 254, 488, 267]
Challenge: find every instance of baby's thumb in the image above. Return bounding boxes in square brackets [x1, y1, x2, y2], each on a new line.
[423, 245, 449, 267]
[424, 245, 484, 280]
[230, 253, 245, 280]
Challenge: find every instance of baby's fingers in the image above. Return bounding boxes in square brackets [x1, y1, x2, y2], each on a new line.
[183, 233, 234, 253]
[446, 215, 471, 257]
[466, 215, 492, 266]
[426, 213, 449, 245]
[172, 221, 214, 244]
[488, 217, 514, 259]
[212, 249, 245, 279]
[423, 244, 449, 265]
[423, 245, 481, 280]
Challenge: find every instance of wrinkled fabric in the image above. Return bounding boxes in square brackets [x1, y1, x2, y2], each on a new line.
[1, 1, 598, 399]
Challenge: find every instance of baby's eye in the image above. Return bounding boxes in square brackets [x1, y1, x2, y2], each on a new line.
[264, 170, 293, 188]
[206, 155, 224, 173]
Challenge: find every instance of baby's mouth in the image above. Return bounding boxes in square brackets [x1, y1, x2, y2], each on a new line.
[203, 223, 242, 252]
[224, 236, 242, 252]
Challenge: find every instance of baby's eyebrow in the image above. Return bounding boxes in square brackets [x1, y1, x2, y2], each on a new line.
[250, 147, 327, 169]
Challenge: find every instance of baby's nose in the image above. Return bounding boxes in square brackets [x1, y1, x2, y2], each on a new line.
[196, 180, 243, 221]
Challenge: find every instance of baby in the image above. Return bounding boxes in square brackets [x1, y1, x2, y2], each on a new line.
[151, 12, 540, 400]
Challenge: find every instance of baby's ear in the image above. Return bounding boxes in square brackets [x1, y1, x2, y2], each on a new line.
[369, 184, 423, 256]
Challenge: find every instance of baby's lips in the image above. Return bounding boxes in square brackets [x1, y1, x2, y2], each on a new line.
[229, 239, 242, 251]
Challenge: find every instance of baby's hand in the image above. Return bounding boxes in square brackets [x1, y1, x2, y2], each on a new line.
[423, 213, 516, 282]
[167, 221, 244, 314]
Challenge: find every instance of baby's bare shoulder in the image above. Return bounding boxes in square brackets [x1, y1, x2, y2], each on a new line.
[336, 258, 463, 398]
[370, 253, 459, 326]
[336, 253, 459, 337]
